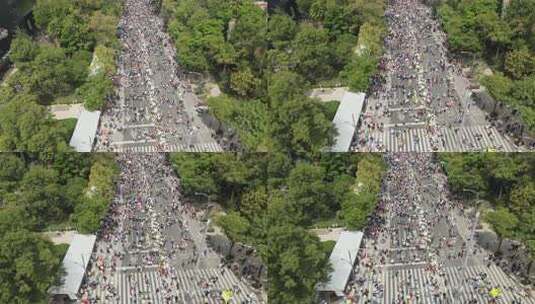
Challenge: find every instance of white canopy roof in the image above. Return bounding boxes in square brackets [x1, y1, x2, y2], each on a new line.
[330, 92, 365, 152]
[317, 230, 364, 295]
[49, 234, 96, 300]
[69, 108, 101, 152]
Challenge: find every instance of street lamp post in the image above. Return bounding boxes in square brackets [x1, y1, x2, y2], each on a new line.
[450, 188, 483, 303]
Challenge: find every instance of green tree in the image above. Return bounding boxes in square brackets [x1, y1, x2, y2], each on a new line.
[0, 229, 61, 304]
[169, 154, 219, 198]
[89, 11, 120, 49]
[17, 165, 70, 229]
[296, 0, 315, 16]
[356, 22, 385, 57]
[322, 2, 360, 38]
[437, 4, 483, 53]
[292, 24, 334, 81]
[440, 153, 489, 194]
[72, 196, 107, 233]
[230, 2, 267, 61]
[342, 155, 385, 229]
[481, 73, 514, 104]
[505, 0, 535, 48]
[92, 45, 117, 76]
[267, 14, 297, 49]
[78, 72, 114, 111]
[510, 76, 535, 107]
[0, 95, 69, 153]
[0, 154, 26, 185]
[333, 33, 357, 69]
[505, 48, 535, 79]
[23, 46, 77, 102]
[0, 206, 30, 232]
[217, 211, 250, 255]
[33, 0, 73, 31]
[230, 67, 259, 97]
[485, 207, 519, 253]
[9, 31, 39, 63]
[265, 224, 330, 304]
[239, 187, 269, 221]
[86, 154, 119, 201]
[56, 12, 94, 53]
[484, 153, 522, 201]
[270, 96, 335, 156]
[340, 54, 378, 92]
[287, 162, 334, 225]
[268, 71, 307, 104]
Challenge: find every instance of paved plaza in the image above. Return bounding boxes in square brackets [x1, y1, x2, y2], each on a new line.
[94, 0, 223, 152]
[353, 0, 522, 152]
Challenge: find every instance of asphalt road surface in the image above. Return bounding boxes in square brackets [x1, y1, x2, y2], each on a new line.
[79, 154, 262, 304]
[353, 0, 521, 152]
[343, 153, 534, 304]
[94, 0, 223, 152]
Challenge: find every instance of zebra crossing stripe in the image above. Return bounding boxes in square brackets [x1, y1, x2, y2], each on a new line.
[121, 271, 128, 304]
[444, 266, 458, 302]
[414, 268, 426, 304]
[149, 270, 159, 303]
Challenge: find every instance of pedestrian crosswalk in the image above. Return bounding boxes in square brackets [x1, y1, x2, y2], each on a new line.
[367, 125, 517, 152]
[111, 141, 223, 152]
[383, 264, 535, 304]
[88, 267, 260, 304]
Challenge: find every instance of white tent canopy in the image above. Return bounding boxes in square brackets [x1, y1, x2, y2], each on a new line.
[69, 108, 101, 152]
[49, 234, 96, 300]
[330, 92, 365, 152]
[317, 230, 364, 296]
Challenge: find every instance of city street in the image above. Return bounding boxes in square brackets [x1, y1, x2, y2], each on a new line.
[79, 154, 262, 304]
[353, 0, 520, 152]
[344, 153, 534, 303]
[94, 0, 224, 152]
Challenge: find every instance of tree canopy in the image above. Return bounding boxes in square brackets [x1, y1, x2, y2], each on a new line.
[0, 153, 119, 303]
[438, 0, 535, 131]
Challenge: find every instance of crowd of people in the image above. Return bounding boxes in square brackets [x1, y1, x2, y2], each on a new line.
[95, 0, 221, 152]
[354, 0, 510, 152]
[79, 154, 261, 303]
[342, 153, 533, 303]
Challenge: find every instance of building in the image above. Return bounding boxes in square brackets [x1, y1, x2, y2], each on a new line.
[330, 92, 366, 152]
[69, 108, 101, 152]
[49, 234, 97, 303]
[317, 230, 364, 298]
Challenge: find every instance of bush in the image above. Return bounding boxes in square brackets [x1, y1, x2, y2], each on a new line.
[78, 72, 114, 111]
[56, 118, 78, 142]
[322, 100, 340, 121]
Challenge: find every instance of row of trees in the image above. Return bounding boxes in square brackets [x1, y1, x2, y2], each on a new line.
[437, 0, 535, 131]
[169, 152, 386, 303]
[163, 0, 266, 98]
[440, 153, 535, 274]
[163, 0, 386, 154]
[270, 0, 386, 91]
[0, 153, 119, 302]
[0, 0, 121, 152]
[163, 0, 272, 151]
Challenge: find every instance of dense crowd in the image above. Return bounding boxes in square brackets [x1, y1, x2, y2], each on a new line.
[79, 154, 259, 303]
[95, 0, 219, 152]
[354, 0, 507, 152]
[342, 153, 532, 303]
